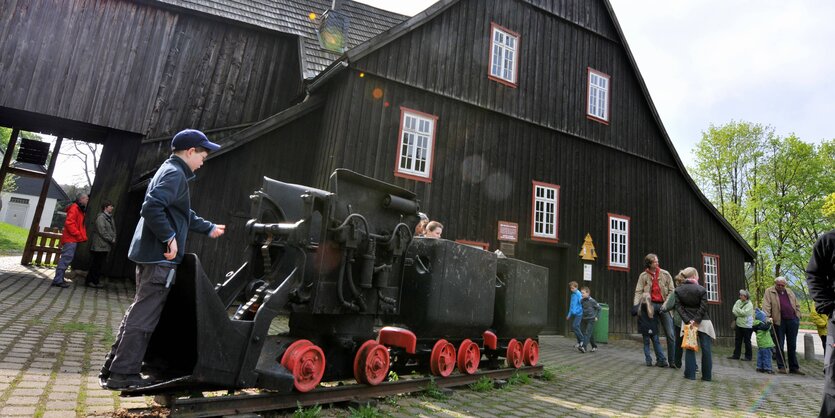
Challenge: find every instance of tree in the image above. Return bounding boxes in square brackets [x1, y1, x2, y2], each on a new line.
[0, 127, 19, 193]
[64, 141, 100, 190]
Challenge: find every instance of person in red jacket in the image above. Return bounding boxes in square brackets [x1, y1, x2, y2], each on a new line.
[52, 193, 89, 288]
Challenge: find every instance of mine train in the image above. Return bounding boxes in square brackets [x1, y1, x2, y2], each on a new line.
[115, 169, 548, 395]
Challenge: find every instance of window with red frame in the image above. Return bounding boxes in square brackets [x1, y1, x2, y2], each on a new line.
[394, 108, 437, 181]
[587, 68, 610, 123]
[531, 182, 559, 241]
[489, 23, 519, 86]
[608, 214, 629, 270]
[703, 254, 720, 302]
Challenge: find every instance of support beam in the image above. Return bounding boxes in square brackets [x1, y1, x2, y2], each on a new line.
[21, 137, 63, 265]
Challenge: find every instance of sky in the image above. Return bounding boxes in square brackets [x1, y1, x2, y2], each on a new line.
[356, 0, 835, 166]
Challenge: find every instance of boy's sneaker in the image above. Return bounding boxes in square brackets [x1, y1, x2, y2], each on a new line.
[646, 362, 653, 366]
[577, 346, 586, 353]
[656, 361, 668, 368]
[765, 370, 775, 374]
[756, 368, 763, 373]
[574, 343, 580, 349]
[590, 347, 597, 352]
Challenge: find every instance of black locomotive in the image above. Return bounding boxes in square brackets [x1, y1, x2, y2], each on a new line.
[115, 169, 548, 395]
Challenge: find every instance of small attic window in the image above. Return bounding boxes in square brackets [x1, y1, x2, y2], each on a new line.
[488, 23, 520, 87]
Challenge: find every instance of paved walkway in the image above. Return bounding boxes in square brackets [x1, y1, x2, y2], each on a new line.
[0, 257, 826, 417]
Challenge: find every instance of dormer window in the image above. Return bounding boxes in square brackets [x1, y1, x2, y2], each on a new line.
[488, 23, 520, 87]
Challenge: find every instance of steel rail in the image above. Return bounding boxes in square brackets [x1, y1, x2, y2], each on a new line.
[154, 366, 542, 418]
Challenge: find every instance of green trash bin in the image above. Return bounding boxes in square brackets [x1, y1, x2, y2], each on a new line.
[593, 303, 609, 343]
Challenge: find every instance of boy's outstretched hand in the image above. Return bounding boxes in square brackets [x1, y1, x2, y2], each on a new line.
[210, 225, 226, 238]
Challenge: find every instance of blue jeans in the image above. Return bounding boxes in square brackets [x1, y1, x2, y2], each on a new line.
[570, 315, 583, 344]
[684, 332, 712, 380]
[652, 302, 676, 362]
[774, 317, 800, 371]
[757, 347, 773, 371]
[581, 319, 597, 349]
[53, 242, 77, 284]
[643, 334, 666, 365]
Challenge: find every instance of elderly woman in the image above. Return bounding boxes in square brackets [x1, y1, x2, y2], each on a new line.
[729, 289, 754, 361]
[675, 267, 715, 381]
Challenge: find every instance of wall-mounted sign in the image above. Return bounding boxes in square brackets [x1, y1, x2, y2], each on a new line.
[499, 242, 516, 257]
[498, 221, 518, 242]
[579, 233, 597, 261]
[583, 264, 592, 281]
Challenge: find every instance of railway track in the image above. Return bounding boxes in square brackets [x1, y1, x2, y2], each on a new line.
[138, 366, 543, 417]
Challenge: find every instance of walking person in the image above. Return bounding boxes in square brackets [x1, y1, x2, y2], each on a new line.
[580, 286, 601, 352]
[675, 267, 714, 381]
[566, 281, 584, 351]
[763, 276, 804, 375]
[728, 289, 754, 361]
[86, 201, 116, 289]
[752, 308, 775, 374]
[633, 293, 667, 367]
[633, 253, 676, 368]
[805, 228, 835, 416]
[102, 129, 225, 390]
[52, 193, 89, 288]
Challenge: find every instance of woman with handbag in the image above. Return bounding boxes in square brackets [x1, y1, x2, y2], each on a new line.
[729, 289, 754, 360]
[675, 267, 715, 381]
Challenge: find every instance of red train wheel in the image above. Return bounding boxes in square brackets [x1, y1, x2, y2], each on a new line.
[354, 340, 390, 385]
[430, 339, 456, 377]
[506, 338, 523, 369]
[522, 338, 539, 366]
[281, 340, 325, 392]
[457, 339, 481, 375]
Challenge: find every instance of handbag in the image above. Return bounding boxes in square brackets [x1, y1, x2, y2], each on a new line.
[681, 323, 699, 352]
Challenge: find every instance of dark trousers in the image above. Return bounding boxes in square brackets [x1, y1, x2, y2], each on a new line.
[581, 319, 597, 349]
[107, 264, 173, 375]
[673, 325, 683, 368]
[774, 317, 800, 371]
[732, 326, 753, 360]
[87, 250, 108, 285]
[821, 326, 835, 417]
[684, 332, 712, 381]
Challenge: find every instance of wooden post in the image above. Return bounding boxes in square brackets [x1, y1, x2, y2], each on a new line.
[0, 128, 20, 193]
[21, 137, 63, 265]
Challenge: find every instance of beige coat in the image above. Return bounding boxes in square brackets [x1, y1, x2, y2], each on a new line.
[762, 285, 801, 326]
[633, 268, 675, 305]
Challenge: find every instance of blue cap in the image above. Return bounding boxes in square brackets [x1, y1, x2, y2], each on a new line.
[171, 129, 220, 152]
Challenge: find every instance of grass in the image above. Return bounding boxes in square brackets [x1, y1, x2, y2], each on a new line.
[422, 377, 447, 400]
[468, 376, 494, 392]
[347, 403, 383, 418]
[0, 221, 28, 254]
[292, 402, 322, 418]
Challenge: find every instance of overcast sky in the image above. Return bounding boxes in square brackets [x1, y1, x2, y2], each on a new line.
[357, 0, 835, 166]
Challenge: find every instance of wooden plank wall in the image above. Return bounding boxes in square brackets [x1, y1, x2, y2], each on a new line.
[309, 75, 747, 336]
[0, 0, 302, 138]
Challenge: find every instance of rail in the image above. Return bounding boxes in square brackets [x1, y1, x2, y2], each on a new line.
[144, 366, 543, 418]
[21, 227, 62, 265]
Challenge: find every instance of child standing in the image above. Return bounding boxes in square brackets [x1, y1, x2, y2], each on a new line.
[566, 281, 584, 352]
[632, 293, 668, 367]
[580, 286, 602, 352]
[752, 308, 775, 374]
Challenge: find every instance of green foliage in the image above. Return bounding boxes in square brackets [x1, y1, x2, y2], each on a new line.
[422, 377, 447, 400]
[346, 403, 382, 418]
[690, 122, 834, 306]
[0, 222, 29, 254]
[505, 372, 531, 388]
[468, 376, 494, 392]
[293, 402, 322, 418]
[387, 370, 399, 382]
[540, 367, 556, 381]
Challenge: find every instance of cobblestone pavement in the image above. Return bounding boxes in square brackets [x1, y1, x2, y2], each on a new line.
[0, 257, 825, 417]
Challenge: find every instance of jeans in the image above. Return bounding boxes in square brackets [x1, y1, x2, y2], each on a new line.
[53, 242, 78, 284]
[757, 347, 773, 371]
[774, 317, 800, 371]
[652, 302, 675, 362]
[732, 326, 754, 359]
[643, 334, 666, 365]
[570, 315, 583, 344]
[684, 331, 712, 381]
[581, 319, 597, 349]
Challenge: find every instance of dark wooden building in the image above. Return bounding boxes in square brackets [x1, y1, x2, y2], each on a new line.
[1, 0, 754, 338]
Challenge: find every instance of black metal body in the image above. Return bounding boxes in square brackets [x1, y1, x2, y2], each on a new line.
[493, 258, 549, 339]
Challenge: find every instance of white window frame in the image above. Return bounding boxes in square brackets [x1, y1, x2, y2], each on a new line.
[608, 214, 629, 270]
[703, 254, 720, 303]
[587, 68, 610, 123]
[488, 23, 520, 86]
[531, 181, 559, 242]
[394, 108, 437, 182]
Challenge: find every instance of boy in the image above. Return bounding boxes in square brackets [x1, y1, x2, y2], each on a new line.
[580, 286, 601, 352]
[752, 308, 775, 374]
[102, 129, 226, 390]
[566, 281, 584, 351]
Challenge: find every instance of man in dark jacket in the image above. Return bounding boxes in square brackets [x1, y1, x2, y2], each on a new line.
[52, 193, 89, 288]
[103, 129, 225, 390]
[806, 229, 835, 417]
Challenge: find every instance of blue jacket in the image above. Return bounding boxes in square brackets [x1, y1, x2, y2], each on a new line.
[567, 289, 583, 316]
[128, 156, 215, 265]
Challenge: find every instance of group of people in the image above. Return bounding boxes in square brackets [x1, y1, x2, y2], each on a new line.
[728, 277, 807, 375]
[414, 213, 443, 238]
[566, 281, 602, 353]
[50, 194, 116, 289]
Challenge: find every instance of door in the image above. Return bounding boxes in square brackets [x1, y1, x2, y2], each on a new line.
[4, 197, 30, 227]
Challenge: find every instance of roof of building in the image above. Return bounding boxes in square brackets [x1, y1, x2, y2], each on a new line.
[4, 161, 70, 201]
[151, 0, 408, 79]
